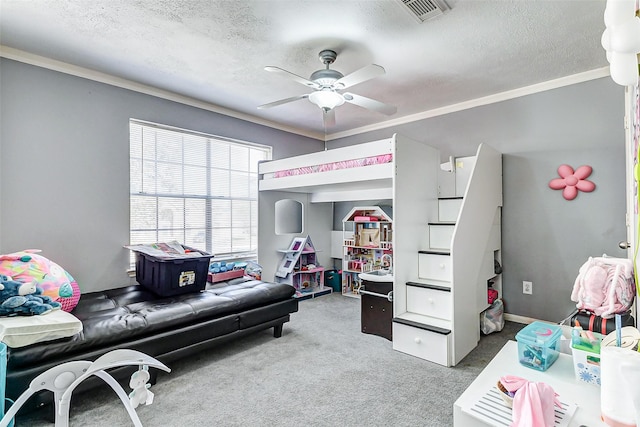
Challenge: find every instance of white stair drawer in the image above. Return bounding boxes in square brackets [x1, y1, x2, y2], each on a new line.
[428, 224, 454, 250]
[418, 253, 452, 282]
[407, 286, 452, 320]
[392, 321, 450, 366]
[438, 198, 462, 222]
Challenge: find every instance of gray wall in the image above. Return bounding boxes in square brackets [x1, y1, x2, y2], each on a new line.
[0, 58, 323, 293]
[0, 56, 626, 322]
[330, 77, 627, 322]
[502, 148, 625, 320]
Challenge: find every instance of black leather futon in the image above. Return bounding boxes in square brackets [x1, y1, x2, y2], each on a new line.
[6, 277, 298, 410]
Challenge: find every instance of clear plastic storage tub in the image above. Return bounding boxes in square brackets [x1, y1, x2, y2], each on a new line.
[515, 321, 562, 371]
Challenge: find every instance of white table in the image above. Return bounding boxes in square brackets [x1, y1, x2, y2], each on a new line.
[453, 340, 606, 427]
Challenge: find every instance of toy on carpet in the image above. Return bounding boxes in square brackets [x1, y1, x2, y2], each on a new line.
[0, 349, 171, 427]
[0, 275, 61, 316]
[129, 366, 154, 409]
[0, 249, 81, 312]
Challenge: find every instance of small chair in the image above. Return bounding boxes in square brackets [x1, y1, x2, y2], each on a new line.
[0, 349, 170, 427]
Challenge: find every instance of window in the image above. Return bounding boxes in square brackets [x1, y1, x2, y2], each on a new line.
[129, 120, 271, 258]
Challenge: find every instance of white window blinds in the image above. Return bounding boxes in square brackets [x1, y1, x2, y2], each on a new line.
[129, 120, 271, 257]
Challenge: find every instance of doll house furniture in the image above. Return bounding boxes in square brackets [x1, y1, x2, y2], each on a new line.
[257, 133, 502, 366]
[275, 235, 330, 299]
[4, 277, 298, 412]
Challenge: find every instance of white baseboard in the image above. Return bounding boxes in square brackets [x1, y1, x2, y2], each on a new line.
[504, 313, 538, 325]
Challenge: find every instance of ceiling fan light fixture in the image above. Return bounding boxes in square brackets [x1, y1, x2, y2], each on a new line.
[308, 90, 345, 111]
[310, 69, 344, 87]
[260, 49, 396, 125]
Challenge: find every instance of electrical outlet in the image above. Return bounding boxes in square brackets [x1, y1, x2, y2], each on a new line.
[523, 281, 533, 295]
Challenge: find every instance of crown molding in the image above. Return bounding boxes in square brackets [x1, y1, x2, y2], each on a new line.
[325, 67, 611, 141]
[0, 46, 325, 141]
[1, 46, 610, 144]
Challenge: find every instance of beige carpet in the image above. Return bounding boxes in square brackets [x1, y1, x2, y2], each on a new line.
[15, 293, 520, 426]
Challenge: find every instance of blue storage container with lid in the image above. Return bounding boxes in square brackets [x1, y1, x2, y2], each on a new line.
[515, 321, 562, 371]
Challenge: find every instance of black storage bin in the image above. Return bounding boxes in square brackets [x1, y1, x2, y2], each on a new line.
[135, 247, 213, 297]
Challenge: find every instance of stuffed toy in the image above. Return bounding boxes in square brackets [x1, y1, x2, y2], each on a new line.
[0, 249, 81, 312]
[0, 275, 62, 316]
[129, 367, 154, 409]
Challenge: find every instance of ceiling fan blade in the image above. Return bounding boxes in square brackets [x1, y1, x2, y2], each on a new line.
[323, 109, 336, 128]
[264, 66, 321, 90]
[343, 92, 397, 115]
[333, 64, 386, 90]
[258, 94, 309, 109]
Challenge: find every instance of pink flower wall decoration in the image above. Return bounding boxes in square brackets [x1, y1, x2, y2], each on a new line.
[548, 164, 596, 200]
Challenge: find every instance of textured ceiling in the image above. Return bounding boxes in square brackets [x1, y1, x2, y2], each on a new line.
[0, 0, 609, 140]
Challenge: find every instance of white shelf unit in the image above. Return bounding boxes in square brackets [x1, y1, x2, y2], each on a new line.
[341, 206, 393, 298]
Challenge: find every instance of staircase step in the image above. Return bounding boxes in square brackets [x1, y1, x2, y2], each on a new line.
[393, 317, 451, 335]
[438, 197, 463, 222]
[406, 278, 452, 289]
[418, 250, 451, 256]
[428, 222, 454, 250]
[406, 281, 451, 292]
[418, 251, 452, 281]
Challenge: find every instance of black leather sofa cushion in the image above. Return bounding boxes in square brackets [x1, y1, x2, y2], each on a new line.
[8, 278, 295, 370]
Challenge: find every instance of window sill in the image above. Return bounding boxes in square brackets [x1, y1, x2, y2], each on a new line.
[127, 254, 258, 278]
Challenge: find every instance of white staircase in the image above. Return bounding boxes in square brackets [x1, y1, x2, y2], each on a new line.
[392, 144, 502, 367]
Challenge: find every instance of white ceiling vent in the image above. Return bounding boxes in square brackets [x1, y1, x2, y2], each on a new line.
[398, 0, 450, 22]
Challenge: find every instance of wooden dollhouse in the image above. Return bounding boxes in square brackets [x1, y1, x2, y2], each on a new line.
[275, 236, 330, 299]
[341, 206, 393, 297]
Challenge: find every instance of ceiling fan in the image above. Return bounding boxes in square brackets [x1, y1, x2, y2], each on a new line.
[258, 49, 397, 128]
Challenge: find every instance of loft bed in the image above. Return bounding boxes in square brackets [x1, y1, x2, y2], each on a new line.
[258, 135, 503, 367]
[258, 133, 441, 289]
[258, 138, 394, 203]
